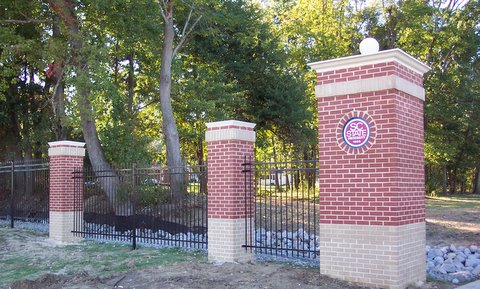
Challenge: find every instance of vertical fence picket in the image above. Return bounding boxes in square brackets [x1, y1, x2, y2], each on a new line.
[131, 163, 137, 250]
[242, 157, 319, 261]
[10, 161, 14, 228]
[0, 159, 49, 227]
[71, 162, 207, 249]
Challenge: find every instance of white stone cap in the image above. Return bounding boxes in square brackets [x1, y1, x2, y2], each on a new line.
[308, 48, 431, 75]
[206, 120, 256, 129]
[48, 141, 86, 157]
[315, 74, 426, 101]
[48, 140, 86, 148]
[206, 120, 256, 142]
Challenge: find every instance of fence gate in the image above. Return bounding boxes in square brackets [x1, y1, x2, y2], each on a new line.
[0, 159, 49, 227]
[72, 164, 208, 249]
[242, 157, 319, 260]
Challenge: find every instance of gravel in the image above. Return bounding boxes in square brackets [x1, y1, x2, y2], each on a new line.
[0, 218, 48, 232]
[426, 245, 480, 283]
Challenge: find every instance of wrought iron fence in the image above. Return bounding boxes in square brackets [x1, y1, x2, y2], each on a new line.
[0, 159, 49, 227]
[242, 156, 319, 260]
[73, 164, 207, 250]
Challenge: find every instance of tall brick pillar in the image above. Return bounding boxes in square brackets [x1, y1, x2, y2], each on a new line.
[48, 141, 85, 242]
[308, 45, 430, 289]
[206, 120, 256, 263]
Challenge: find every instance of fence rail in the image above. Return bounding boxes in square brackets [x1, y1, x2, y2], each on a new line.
[73, 164, 207, 250]
[242, 157, 319, 260]
[0, 159, 50, 227]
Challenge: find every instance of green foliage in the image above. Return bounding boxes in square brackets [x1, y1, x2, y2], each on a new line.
[183, 1, 316, 158]
[136, 183, 171, 208]
[353, 0, 480, 194]
[0, 0, 478, 196]
[0, 1, 55, 160]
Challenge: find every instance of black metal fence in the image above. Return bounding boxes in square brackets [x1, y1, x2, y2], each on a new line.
[242, 157, 319, 260]
[73, 164, 207, 250]
[0, 159, 49, 227]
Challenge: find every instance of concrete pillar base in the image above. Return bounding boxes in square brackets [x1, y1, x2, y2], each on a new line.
[320, 222, 426, 289]
[208, 218, 253, 263]
[49, 211, 83, 243]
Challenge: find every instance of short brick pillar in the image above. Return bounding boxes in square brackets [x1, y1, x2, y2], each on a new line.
[309, 48, 430, 289]
[206, 120, 256, 262]
[48, 141, 85, 242]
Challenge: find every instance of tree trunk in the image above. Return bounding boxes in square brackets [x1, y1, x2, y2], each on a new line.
[127, 52, 135, 114]
[272, 143, 281, 192]
[48, 0, 131, 216]
[159, 2, 185, 200]
[473, 167, 480, 194]
[196, 138, 207, 195]
[442, 165, 447, 194]
[51, 14, 66, 140]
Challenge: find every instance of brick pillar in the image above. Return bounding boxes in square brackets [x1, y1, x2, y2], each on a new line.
[48, 141, 85, 242]
[308, 48, 430, 289]
[206, 120, 256, 262]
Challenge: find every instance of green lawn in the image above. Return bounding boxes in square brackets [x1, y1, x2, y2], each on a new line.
[426, 194, 480, 209]
[0, 227, 206, 288]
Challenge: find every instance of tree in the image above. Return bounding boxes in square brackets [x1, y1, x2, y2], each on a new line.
[0, 0, 54, 160]
[187, 1, 316, 159]
[157, 0, 201, 199]
[48, 0, 132, 214]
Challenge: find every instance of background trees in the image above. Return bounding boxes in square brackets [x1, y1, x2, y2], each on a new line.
[0, 0, 478, 194]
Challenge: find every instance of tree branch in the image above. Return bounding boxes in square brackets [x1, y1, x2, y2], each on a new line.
[0, 19, 53, 25]
[159, 0, 168, 21]
[181, 8, 193, 39]
[173, 13, 202, 56]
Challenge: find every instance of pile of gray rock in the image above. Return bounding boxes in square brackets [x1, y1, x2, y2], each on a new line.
[83, 222, 207, 249]
[426, 245, 480, 283]
[255, 228, 319, 259]
[0, 219, 48, 232]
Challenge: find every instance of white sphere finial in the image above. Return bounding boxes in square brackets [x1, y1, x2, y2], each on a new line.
[359, 37, 380, 55]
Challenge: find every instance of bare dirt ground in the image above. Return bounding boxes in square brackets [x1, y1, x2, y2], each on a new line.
[3, 194, 480, 289]
[9, 263, 373, 289]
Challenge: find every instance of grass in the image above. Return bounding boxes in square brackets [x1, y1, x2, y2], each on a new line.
[426, 193, 480, 209]
[0, 228, 206, 288]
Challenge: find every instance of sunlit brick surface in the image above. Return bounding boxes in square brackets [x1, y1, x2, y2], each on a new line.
[206, 121, 255, 262]
[48, 141, 85, 242]
[318, 89, 425, 226]
[314, 52, 428, 289]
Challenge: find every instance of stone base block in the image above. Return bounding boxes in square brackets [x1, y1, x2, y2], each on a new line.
[320, 222, 426, 289]
[208, 218, 253, 263]
[49, 211, 82, 243]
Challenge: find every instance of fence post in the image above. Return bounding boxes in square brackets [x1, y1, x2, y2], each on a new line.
[308, 41, 430, 289]
[131, 163, 137, 250]
[206, 120, 256, 263]
[10, 161, 14, 228]
[48, 141, 86, 242]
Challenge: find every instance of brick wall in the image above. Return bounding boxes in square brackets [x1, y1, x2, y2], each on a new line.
[311, 48, 429, 289]
[207, 139, 254, 219]
[318, 88, 425, 226]
[48, 141, 85, 242]
[49, 155, 84, 212]
[205, 120, 255, 262]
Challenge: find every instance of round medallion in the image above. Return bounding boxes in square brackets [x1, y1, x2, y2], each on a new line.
[336, 111, 376, 155]
[342, 117, 370, 148]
